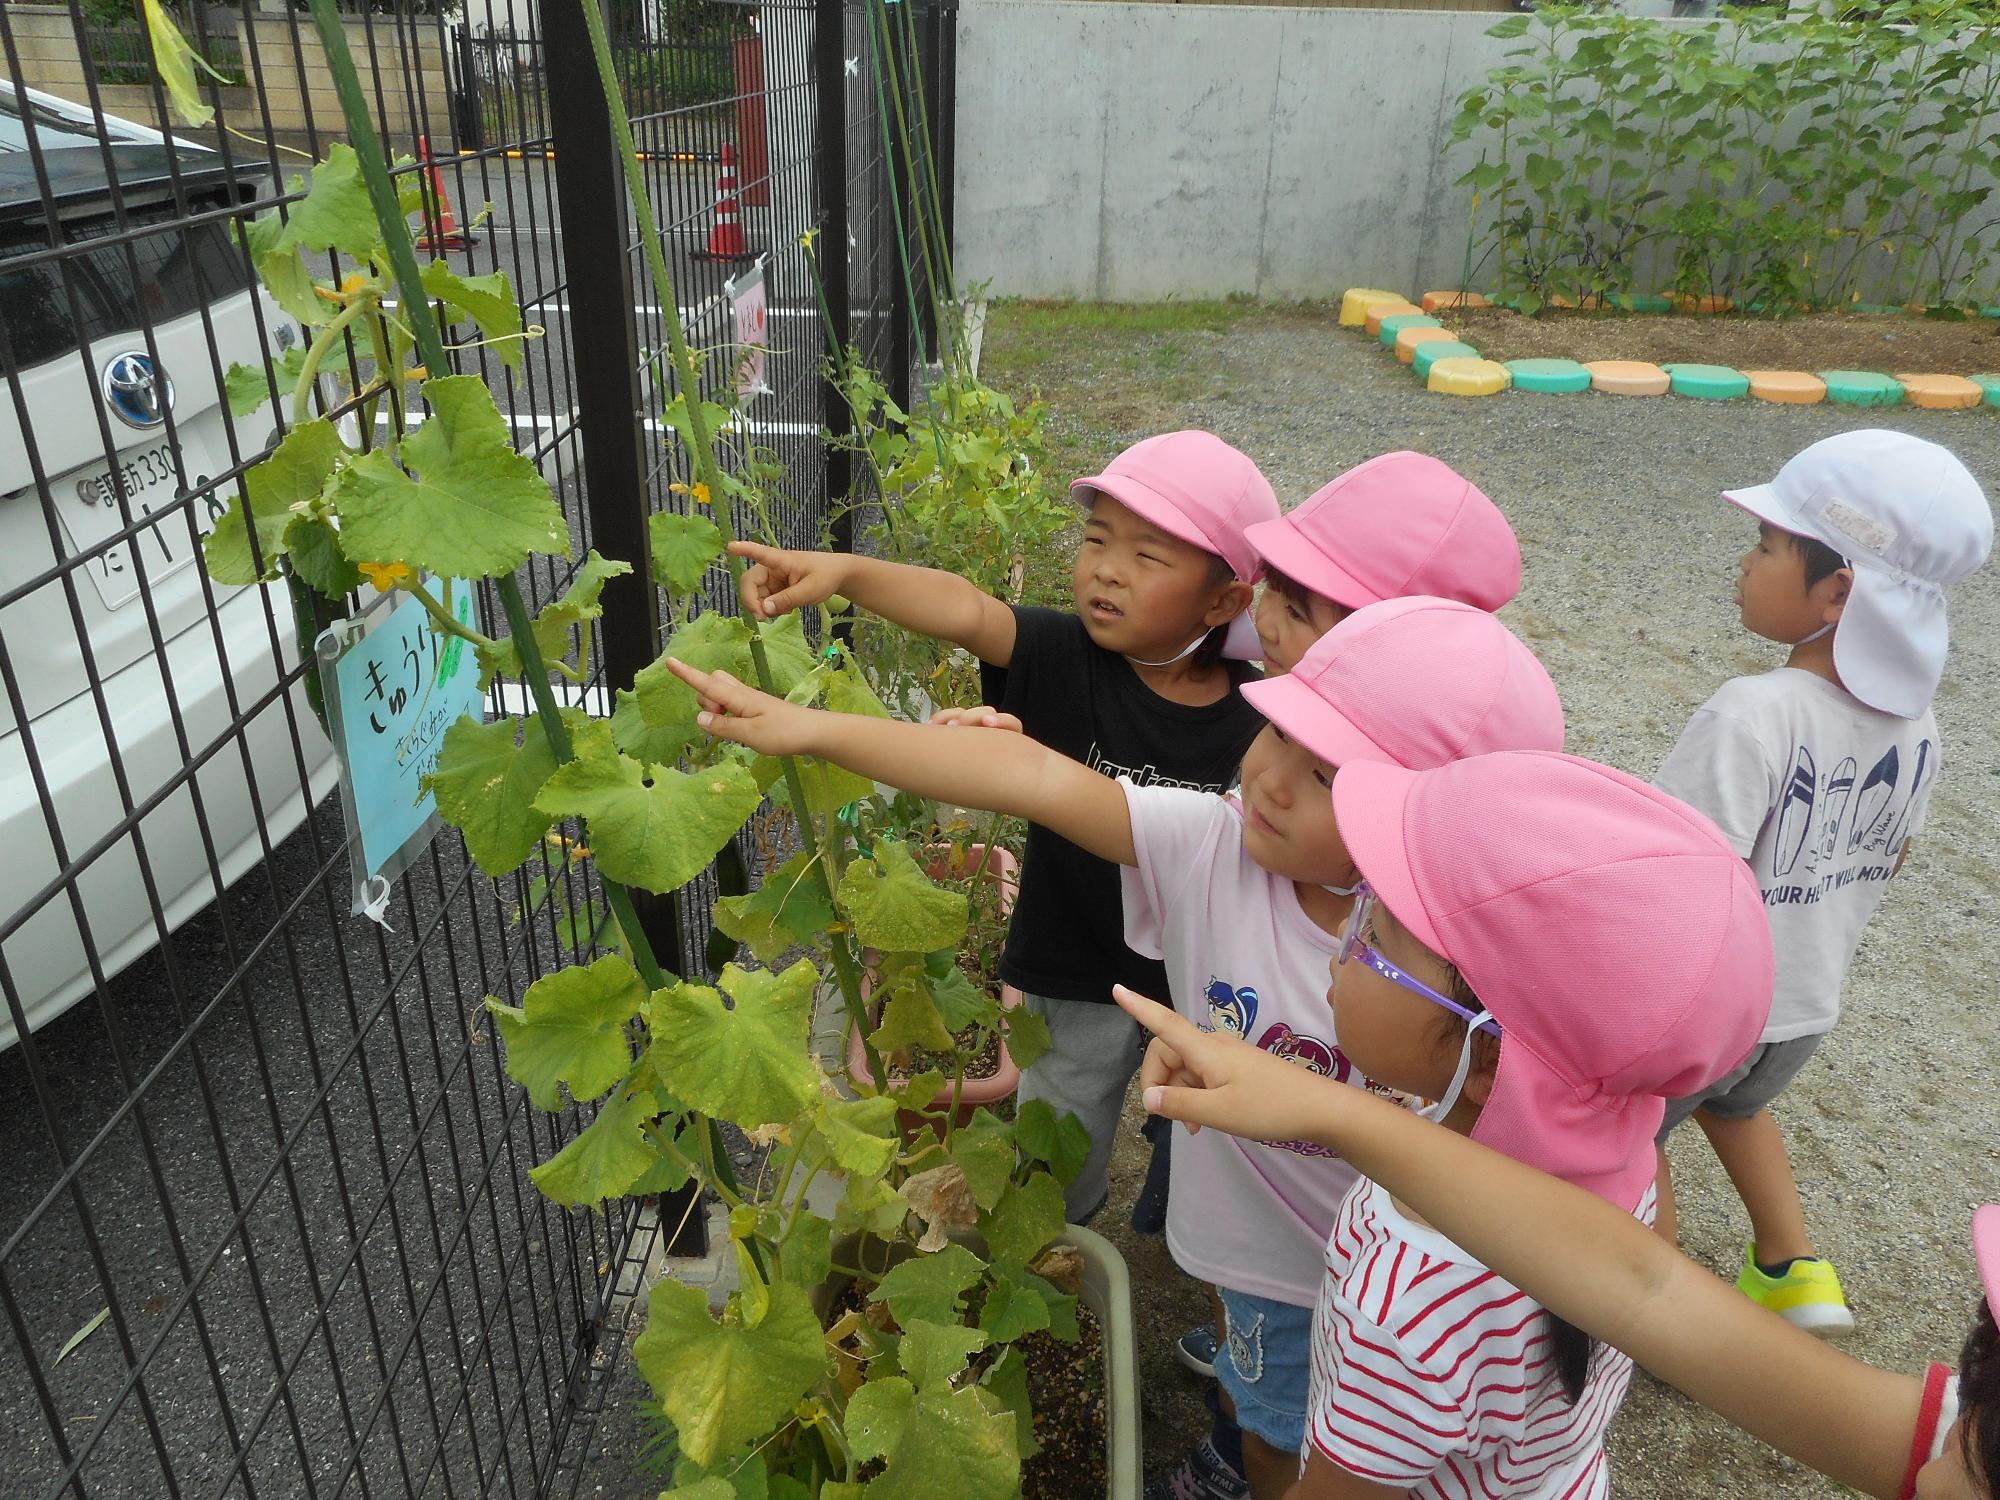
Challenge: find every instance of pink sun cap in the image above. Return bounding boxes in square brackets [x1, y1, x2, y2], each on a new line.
[1070, 431, 1280, 582]
[1333, 751, 1774, 1212]
[1977, 1205, 2000, 1320]
[1240, 597, 1563, 770]
[1243, 451, 1522, 612]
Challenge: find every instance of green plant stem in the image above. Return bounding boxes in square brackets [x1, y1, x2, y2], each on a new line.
[291, 294, 370, 426]
[402, 576, 493, 648]
[573, 0, 884, 1089]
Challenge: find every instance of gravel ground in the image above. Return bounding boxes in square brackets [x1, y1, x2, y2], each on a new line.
[983, 300, 2000, 1499]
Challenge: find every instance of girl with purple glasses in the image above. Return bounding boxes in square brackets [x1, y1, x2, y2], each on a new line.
[668, 594, 1563, 1500]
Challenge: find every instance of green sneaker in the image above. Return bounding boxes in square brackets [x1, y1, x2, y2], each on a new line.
[1736, 1245, 1855, 1337]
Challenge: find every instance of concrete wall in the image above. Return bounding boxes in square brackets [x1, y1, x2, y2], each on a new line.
[954, 1, 1610, 300]
[1, 6, 451, 150]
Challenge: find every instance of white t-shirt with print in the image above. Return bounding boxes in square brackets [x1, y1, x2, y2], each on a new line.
[1120, 781, 1379, 1309]
[1654, 669, 1937, 1043]
[1307, 1177, 1656, 1499]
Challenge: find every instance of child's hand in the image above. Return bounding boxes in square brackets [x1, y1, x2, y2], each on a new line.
[663, 657, 820, 757]
[927, 706, 1025, 735]
[1115, 985, 1345, 1147]
[731, 540, 850, 619]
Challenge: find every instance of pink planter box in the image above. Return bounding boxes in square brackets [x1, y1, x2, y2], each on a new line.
[845, 843, 1025, 1133]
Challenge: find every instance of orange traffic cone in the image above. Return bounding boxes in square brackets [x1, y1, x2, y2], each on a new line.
[414, 136, 470, 253]
[695, 142, 754, 261]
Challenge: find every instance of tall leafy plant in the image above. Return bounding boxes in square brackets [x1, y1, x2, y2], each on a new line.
[147, 0, 1079, 1492]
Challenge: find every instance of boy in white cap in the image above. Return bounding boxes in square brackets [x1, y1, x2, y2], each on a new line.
[1653, 428, 1993, 1335]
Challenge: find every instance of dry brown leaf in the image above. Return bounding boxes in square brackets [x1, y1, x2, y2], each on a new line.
[1028, 1244, 1083, 1296]
[899, 1162, 976, 1253]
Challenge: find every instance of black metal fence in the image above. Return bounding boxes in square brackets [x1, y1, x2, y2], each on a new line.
[0, 0, 953, 1494]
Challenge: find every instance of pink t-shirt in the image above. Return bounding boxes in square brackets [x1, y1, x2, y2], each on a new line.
[1121, 781, 1379, 1308]
[1308, 1177, 1657, 1498]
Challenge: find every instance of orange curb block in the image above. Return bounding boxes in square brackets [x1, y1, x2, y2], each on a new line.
[1671, 294, 1735, 315]
[1421, 290, 1491, 312]
[1895, 373, 1985, 410]
[1364, 301, 1426, 337]
[1585, 359, 1671, 396]
[1396, 326, 1460, 363]
[1742, 370, 1827, 405]
[1340, 288, 1407, 327]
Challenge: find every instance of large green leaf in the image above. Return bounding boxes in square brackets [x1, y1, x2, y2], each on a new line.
[421, 261, 523, 370]
[977, 1264, 1070, 1344]
[1015, 1099, 1092, 1189]
[947, 1121, 1015, 1213]
[817, 1094, 901, 1176]
[528, 1085, 657, 1205]
[1001, 1004, 1053, 1073]
[778, 1209, 832, 1290]
[649, 510, 726, 595]
[897, 1319, 988, 1392]
[633, 611, 756, 748]
[978, 1347, 1040, 1462]
[867, 1243, 986, 1328]
[204, 418, 344, 584]
[836, 841, 968, 955]
[645, 962, 820, 1129]
[609, 686, 697, 768]
[750, 612, 816, 699]
[425, 714, 562, 878]
[484, 954, 647, 1111]
[282, 513, 364, 598]
[274, 144, 382, 258]
[752, 754, 875, 819]
[869, 972, 954, 1058]
[238, 213, 324, 328]
[712, 849, 835, 966]
[334, 375, 570, 580]
[980, 1173, 1065, 1271]
[534, 744, 759, 896]
[633, 1280, 827, 1468]
[478, 550, 632, 684]
[842, 1377, 1018, 1500]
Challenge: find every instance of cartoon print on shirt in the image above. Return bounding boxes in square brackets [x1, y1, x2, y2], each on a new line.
[1204, 976, 1259, 1038]
[1883, 738, 1933, 853]
[1848, 744, 1899, 854]
[1774, 744, 1816, 877]
[1811, 756, 1855, 873]
[1259, 1022, 1352, 1084]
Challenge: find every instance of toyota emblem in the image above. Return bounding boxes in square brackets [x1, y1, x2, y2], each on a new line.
[102, 351, 174, 430]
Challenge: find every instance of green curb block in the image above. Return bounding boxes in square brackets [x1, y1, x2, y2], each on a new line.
[1663, 363, 1751, 400]
[1971, 374, 2000, 408]
[1982, 308, 2000, 319]
[1610, 293, 1673, 313]
[1378, 313, 1441, 347]
[1413, 340, 1481, 378]
[1818, 370, 1905, 406]
[1505, 358, 1592, 393]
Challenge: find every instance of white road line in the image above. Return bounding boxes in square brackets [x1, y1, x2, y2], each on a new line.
[490, 681, 609, 719]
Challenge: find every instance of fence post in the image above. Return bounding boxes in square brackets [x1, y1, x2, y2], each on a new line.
[451, 24, 484, 152]
[816, 0, 855, 562]
[540, 0, 703, 1254]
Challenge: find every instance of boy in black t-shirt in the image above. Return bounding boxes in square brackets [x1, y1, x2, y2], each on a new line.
[731, 429, 1277, 1220]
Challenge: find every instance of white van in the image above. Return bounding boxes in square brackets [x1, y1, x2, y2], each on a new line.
[0, 83, 338, 1049]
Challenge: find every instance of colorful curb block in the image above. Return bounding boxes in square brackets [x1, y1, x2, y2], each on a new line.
[1421, 291, 1491, 312]
[1340, 288, 1405, 327]
[1364, 301, 1427, 337]
[1428, 357, 1511, 396]
[1672, 294, 1735, 315]
[1663, 363, 1752, 400]
[1743, 371, 1828, 405]
[1819, 370, 1905, 406]
[1379, 312, 1441, 347]
[1611, 293, 1674, 313]
[1586, 360, 1671, 396]
[1505, 358, 1592, 394]
[1896, 373, 1985, 410]
[1973, 374, 2000, 407]
[1397, 325, 1460, 363]
[1413, 340, 1482, 379]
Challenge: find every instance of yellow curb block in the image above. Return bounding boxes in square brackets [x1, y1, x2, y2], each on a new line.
[1340, 288, 1407, 327]
[1586, 359, 1671, 396]
[1396, 326, 1459, 363]
[1364, 301, 1427, 336]
[1743, 370, 1828, 405]
[1896, 373, 1985, 410]
[1427, 357, 1511, 396]
[1421, 291, 1491, 312]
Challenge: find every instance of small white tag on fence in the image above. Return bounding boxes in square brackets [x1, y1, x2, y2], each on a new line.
[727, 258, 770, 405]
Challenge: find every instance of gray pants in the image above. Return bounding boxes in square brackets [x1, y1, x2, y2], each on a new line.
[1015, 992, 1144, 1223]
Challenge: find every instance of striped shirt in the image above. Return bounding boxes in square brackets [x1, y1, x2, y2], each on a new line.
[1307, 1177, 1657, 1498]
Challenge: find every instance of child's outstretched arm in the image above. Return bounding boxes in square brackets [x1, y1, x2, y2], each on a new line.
[668, 657, 1135, 865]
[1115, 989, 1924, 1500]
[730, 541, 1019, 667]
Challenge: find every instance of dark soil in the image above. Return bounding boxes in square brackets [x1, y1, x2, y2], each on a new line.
[1020, 1302, 1108, 1500]
[897, 1022, 1004, 1083]
[1446, 306, 2000, 373]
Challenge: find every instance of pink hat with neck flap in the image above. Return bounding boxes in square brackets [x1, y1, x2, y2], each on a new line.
[1071, 430, 1279, 583]
[1240, 597, 1563, 770]
[1333, 750, 1774, 1212]
[1245, 451, 1522, 612]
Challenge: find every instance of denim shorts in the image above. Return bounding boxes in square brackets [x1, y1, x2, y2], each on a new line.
[1217, 1286, 1312, 1454]
[1657, 1031, 1827, 1139]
